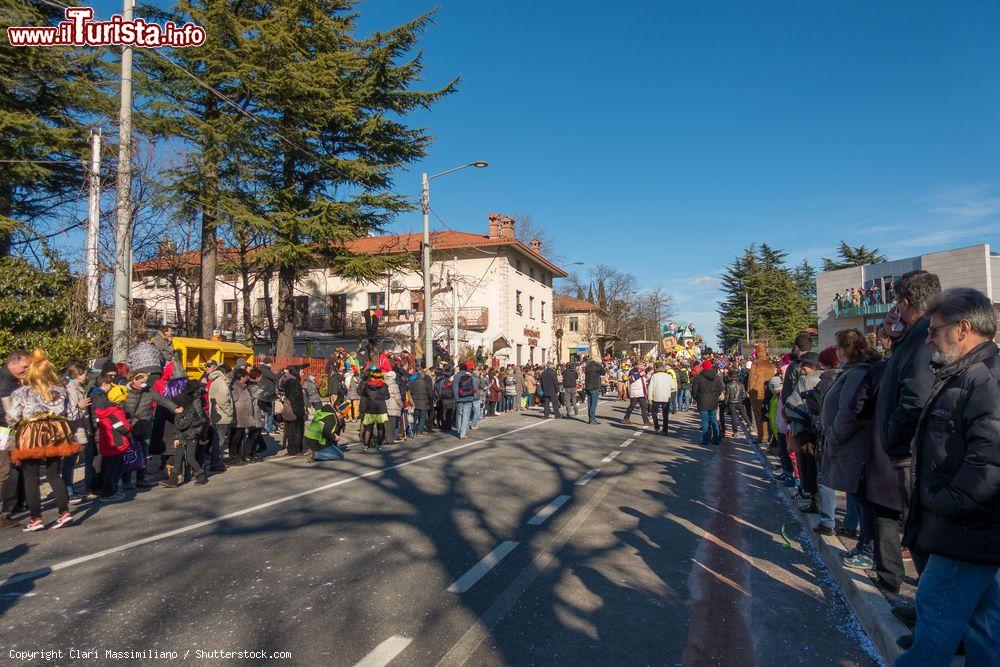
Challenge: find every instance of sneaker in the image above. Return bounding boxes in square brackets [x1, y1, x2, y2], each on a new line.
[194, 476, 208, 486]
[68, 494, 89, 505]
[99, 491, 127, 502]
[22, 518, 45, 532]
[835, 524, 858, 539]
[843, 553, 874, 570]
[52, 512, 74, 529]
[158, 479, 179, 488]
[814, 524, 835, 536]
[841, 546, 862, 559]
[0, 515, 20, 529]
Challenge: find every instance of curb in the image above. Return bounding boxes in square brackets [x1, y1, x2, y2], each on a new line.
[746, 435, 910, 666]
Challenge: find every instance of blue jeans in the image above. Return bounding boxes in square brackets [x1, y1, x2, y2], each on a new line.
[586, 389, 600, 423]
[471, 399, 483, 428]
[699, 409, 720, 445]
[456, 401, 474, 437]
[776, 430, 794, 475]
[62, 453, 78, 495]
[413, 409, 427, 435]
[677, 387, 691, 410]
[896, 554, 1000, 667]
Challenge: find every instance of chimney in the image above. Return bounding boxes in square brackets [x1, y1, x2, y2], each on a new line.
[529, 237, 542, 254]
[488, 213, 501, 239]
[157, 237, 178, 256]
[500, 215, 515, 239]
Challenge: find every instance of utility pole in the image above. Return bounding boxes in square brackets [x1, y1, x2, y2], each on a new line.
[421, 172, 433, 369]
[85, 128, 101, 313]
[452, 256, 459, 361]
[745, 292, 751, 344]
[111, 0, 135, 361]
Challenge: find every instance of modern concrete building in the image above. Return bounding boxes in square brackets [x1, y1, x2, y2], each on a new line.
[816, 243, 1000, 348]
[132, 214, 567, 361]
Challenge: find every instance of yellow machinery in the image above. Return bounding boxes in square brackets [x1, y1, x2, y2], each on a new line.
[170, 337, 254, 378]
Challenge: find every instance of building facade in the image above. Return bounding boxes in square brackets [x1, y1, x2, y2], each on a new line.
[133, 214, 567, 361]
[552, 295, 614, 362]
[816, 243, 1000, 348]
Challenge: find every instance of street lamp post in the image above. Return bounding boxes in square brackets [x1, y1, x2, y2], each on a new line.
[421, 161, 488, 370]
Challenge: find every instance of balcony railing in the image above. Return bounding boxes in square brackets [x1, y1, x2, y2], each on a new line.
[834, 301, 894, 319]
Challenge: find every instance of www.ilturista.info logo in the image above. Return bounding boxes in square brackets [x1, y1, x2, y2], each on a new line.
[7, 7, 205, 48]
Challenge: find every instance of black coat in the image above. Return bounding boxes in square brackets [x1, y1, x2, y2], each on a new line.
[563, 368, 579, 390]
[539, 368, 560, 397]
[855, 360, 904, 512]
[409, 374, 433, 411]
[903, 342, 1000, 565]
[876, 317, 934, 461]
[691, 368, 723, 411]
[583, 361, 605, 390]
[284, 377, 306, 420]
[327, 371, 345, 399]
[0, 365, 19, 423]
[361, 381, 390, 415]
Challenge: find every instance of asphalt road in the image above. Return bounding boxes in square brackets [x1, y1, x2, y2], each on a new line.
[1, 399, 878, 666]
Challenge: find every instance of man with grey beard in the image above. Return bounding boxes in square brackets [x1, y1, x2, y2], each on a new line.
[896, 288, 999, 666]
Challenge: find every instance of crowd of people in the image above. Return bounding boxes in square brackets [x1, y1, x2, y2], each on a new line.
[744, 275, 998, 667]
[834, 280, 894, 312]
[0, 272, 995, 666]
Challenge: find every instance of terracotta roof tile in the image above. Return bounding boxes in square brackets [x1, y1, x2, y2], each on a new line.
[135, 231, 568, 277]
[554, 294, 603, 313]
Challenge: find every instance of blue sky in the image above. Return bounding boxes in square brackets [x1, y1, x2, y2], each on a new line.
[90, 0, 1000, 346]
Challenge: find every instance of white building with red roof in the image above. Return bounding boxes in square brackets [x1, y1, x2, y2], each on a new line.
[132, 214, 567, 362]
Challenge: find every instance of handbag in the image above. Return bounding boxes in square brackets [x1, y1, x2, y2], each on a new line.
[281, 400, 298, 421]
[122, 437, 145, 472]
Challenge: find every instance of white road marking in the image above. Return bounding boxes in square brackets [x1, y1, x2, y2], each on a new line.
[447, 540, 520, 593]
[354, 636, 412, 667]
[620, 438, 634, 448]
[633, 430, 644, 436]
[436, 436, 649, 666]
[575, 469, 599, 486]
[0, 420, 547, 590]
[601, 450, 620, 463]
[527, 495, 571, 526]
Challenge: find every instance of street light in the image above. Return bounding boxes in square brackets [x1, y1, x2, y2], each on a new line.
[421, 161, 489, 369]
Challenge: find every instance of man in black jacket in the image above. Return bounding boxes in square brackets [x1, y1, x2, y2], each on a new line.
[875, 270, 940, 575]
[896, 288, 999, 667]
[780, 331, 813, 459]
[0, 351, 30, 528]
[691, 360, 724, 446]
[538, 363, 561, 419]
[279, 366, 307, 456]
[583, 357, 605, 424]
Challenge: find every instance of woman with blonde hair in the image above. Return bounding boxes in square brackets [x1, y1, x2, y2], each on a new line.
[5, 350, 83, 531]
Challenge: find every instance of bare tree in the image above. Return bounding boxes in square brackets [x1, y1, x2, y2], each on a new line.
[514, 212, 564, 265]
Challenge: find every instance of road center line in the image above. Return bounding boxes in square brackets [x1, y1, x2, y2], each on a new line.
[447, 540, 520, 593]
[1, 420, 547, 591]
[354, 635, 412, 667]
[620, 438, 634, 448]
[601, 450, 621, 463]
[527, 495, 571, 526]
[575, 469, 599, 486]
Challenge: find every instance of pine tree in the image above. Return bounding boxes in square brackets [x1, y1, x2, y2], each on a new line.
[792, 259, 817, 311]
[575, 285, 585, 300]
[822, 241, 888, 271]
[717, 245, 816, 350]
[587, 284, 595, 303]
[597, 281, 608, 310]
[138, 0, 264, 337]
[0, 0, 112, 256]
[244, 2, 455, 355]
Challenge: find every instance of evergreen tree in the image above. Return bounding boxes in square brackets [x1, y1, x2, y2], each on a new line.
[138, 0, 264, 337]
[717, 244, 815, 350]
[596, 281, 607, 310]
[822, 241, 888, 271]
[0, 0, 112, 256]
[587, 284, 595, 303]
[792, 259, 817, 311]
[244, 2, 455, 355]
[575, 285, 585, 300]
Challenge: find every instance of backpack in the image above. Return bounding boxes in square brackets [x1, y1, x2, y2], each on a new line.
[456, 373, 476, 399]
